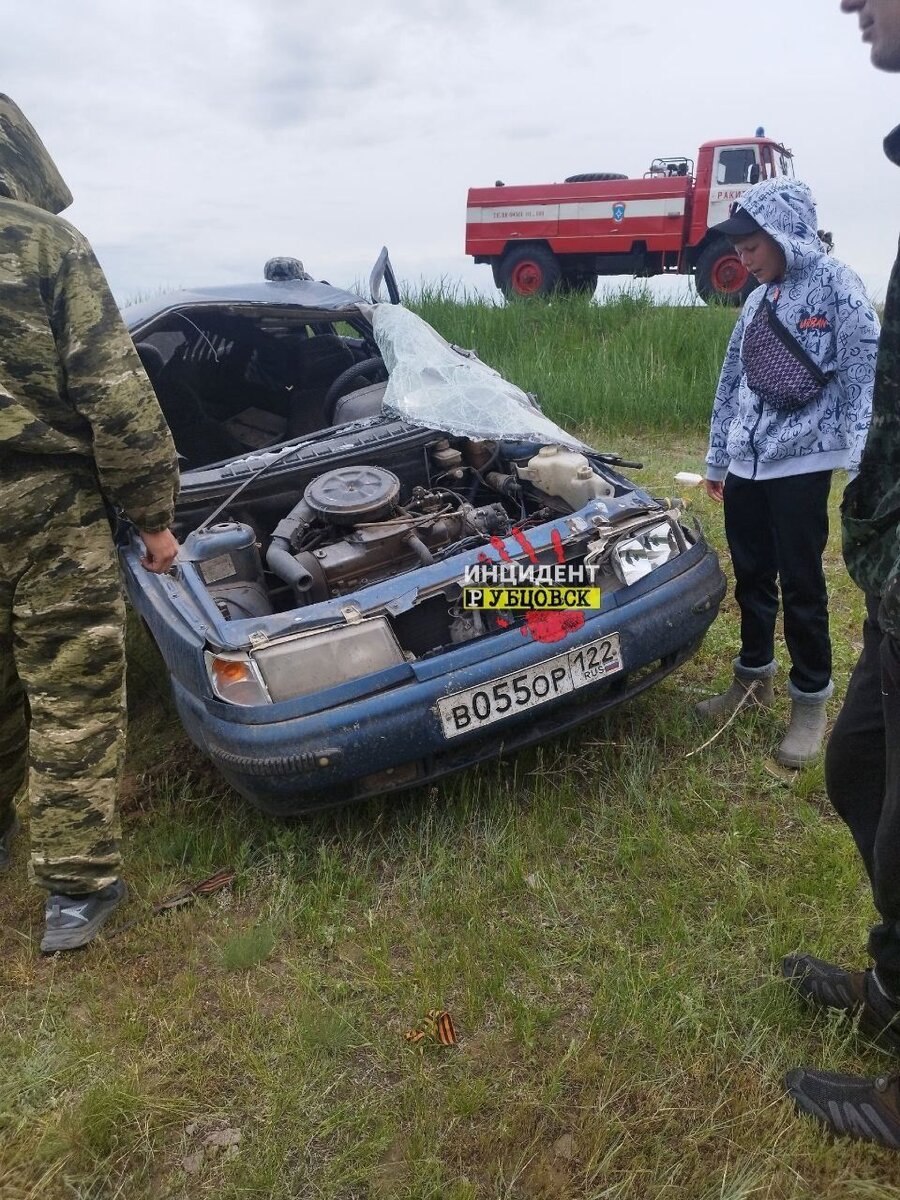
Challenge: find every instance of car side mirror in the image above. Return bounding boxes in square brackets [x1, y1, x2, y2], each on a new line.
[747, 164, 760, 184]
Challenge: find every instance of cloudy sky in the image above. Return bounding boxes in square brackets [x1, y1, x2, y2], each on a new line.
[3, 0, 897, 305]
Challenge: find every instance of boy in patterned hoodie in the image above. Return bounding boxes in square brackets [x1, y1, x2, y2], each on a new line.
[699, 177, 878, 768]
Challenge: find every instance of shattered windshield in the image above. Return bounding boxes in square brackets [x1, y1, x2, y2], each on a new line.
[370, 304, 585, 450]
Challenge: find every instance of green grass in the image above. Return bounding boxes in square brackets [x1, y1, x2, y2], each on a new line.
[2, 291, 899, 1198]
[409, 283, 738, 436]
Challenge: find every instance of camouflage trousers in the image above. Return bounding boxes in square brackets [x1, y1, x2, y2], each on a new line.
[0, 454, 125, 892]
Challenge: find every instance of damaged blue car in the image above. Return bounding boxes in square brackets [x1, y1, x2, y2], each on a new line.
[120, 257, 725, 814]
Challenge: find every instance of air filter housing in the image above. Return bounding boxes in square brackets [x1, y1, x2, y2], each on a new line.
[303, 465, 401, 526]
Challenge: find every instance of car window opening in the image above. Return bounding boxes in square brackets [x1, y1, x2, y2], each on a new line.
[134, 306, 385, 470]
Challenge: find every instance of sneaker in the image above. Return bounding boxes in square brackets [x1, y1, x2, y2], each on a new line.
[785, 1068, 900, 1148]
[0, 813, 19, 871]
[40, 879, 128, 953]
[781, 953, 900, 1053]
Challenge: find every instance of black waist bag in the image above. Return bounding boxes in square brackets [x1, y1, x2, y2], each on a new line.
[742, 293, 834, 412]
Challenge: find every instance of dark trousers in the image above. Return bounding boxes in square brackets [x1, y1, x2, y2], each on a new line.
[723, 471, 832, 694]
[825, 595, 900, 997]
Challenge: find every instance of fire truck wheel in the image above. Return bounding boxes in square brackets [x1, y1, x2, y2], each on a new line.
[563, 173, 628, 183]
[560, 269, 599, 295]
[497, 246, 562, 298]
[694, 238, 754, 306]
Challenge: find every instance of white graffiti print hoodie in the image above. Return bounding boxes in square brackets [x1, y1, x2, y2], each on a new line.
[705, 178, 878, 482]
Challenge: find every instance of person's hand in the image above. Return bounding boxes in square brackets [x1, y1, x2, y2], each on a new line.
[704, 478, 724, 503]
[139, 528, 179, 573]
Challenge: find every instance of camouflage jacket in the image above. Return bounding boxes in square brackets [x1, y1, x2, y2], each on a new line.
[842, 125, 900, 638]
[0, 96, 178, 532]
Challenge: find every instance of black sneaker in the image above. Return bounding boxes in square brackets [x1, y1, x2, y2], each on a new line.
[0, 813, 19, 871]
[782, 953, 900, 1053]
[785, 1068, 900, 1148]
[40, 879, 128, 953]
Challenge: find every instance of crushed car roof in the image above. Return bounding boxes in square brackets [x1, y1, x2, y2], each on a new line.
[123, 278, 367, 329]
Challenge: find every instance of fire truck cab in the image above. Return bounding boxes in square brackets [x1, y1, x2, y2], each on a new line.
[465, 136, 795, 304]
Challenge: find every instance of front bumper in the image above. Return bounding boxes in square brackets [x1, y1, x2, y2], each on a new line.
[170, 541, 726, 814]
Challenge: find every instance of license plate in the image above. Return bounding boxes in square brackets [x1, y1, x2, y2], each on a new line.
[438, 633, 622, 739]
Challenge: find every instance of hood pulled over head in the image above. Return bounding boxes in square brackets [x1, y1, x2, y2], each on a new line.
[730, 177, 826, 276]
[0, 95, 72, 214]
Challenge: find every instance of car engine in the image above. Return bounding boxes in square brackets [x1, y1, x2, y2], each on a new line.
[266, 464, 514, 604]
[182, 439, 653, 643]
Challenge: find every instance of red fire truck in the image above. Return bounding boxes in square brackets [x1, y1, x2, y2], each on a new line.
[465, 135, 795, 304]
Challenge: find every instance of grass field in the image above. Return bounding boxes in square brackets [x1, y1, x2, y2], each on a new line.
[2, 291, 899, 1199]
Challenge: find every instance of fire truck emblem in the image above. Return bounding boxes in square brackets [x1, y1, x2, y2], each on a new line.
[612, 202, 626, 222]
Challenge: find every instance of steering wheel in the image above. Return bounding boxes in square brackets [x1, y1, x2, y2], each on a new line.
[323, 356, 388, 424]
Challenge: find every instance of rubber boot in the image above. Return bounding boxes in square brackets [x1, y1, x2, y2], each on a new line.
[694, 658, 776, 721]
[775, 680, 832, 769]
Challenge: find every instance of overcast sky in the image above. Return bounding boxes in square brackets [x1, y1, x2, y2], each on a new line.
[3, 0, 897, 306]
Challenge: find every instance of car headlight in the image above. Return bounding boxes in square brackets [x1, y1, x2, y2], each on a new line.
[611, 521, 680, 587]
[207, 617, 406, 706]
